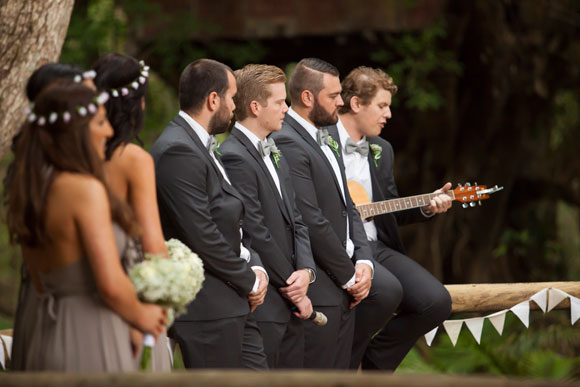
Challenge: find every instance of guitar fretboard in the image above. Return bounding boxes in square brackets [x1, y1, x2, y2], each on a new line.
[357, 192, 455, 220]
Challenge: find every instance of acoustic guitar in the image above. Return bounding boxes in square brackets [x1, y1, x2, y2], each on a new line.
[347, 181, 504, 220]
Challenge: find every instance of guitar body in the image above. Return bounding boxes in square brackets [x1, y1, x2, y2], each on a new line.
[347, 180, 371, 205]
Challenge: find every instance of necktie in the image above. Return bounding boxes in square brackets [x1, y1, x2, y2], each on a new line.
[258, 138, 278, 158]
[344, 137, 369, 157]
[317, 128, 330, 146]
[207, 135, 218, 154]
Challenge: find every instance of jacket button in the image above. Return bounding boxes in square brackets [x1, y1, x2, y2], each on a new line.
[286, 225, 292, 231]
[239, 220, 244, 227]
[342, 240, 347, 247]
[342, 210, 347, 217]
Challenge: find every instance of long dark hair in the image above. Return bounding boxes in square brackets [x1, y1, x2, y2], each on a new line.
[92, 53, 147, 159]
[4, 80, 138, 247]
[26, 63, 85, 101]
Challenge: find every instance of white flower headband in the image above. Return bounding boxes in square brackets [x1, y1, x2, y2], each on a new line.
[73, 70, 97, 84]
[27, 91, 110, 126]
[109, 60, 150, 98]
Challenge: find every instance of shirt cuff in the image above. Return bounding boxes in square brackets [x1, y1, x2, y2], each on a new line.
[250, 266, 269, 293]
[420, 207, 436, 218]
[342, 273, 356, 289]
[240, 244, 251, 262]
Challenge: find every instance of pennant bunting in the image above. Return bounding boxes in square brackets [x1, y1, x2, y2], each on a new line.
[486, 310, 508, 336]
[547, 288, 570, 312]
[464, 318, 484, 344]
[570, 296, 580, 325]
[530, 288, 548, 312]
[424, 326, 438, 347]
[510, 301, 530, 328]
[443, 320, 463, 347]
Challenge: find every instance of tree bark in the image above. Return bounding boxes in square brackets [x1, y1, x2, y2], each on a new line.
[0, 0, 74, 157]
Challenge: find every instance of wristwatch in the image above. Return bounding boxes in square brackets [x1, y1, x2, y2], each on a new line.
[304, 268, 316, 283]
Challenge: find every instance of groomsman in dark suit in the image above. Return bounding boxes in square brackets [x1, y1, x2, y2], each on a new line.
[151, 59, 268, 369]
[271, 58, 400, 369]
[219, 64, 317, 368]
[328, 66, 453, 370]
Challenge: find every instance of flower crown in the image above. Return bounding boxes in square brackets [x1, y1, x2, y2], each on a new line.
[73, 70, 97, 84]
[108, 60, 150, 98]
[27, 91, 110, 126]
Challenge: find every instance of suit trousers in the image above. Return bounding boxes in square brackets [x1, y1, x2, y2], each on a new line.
[257, 314, 304, 369]
[303, 295, 354, 369]
[360, 239, 452, 370]
[170, 313, 267, 369]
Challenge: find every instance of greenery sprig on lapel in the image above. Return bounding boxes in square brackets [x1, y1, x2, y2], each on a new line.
[272, 148, 281, 168]
[328, 135, 340, 158]
[370, 143, 382, 167]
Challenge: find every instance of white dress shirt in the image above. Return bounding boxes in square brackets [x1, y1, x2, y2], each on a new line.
[178, 111, 267, 292]
[337, 119, 378, 242]
[235, 122, 282, 198]
[287, 108, 373, 288]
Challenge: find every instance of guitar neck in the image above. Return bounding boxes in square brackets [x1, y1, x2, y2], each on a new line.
[356, 191, 456, 219]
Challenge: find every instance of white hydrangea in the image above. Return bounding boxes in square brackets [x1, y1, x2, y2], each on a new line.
[130, 239, 205, 326]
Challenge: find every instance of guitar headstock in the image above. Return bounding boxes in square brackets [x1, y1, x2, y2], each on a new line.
[453, 182, 504, 208]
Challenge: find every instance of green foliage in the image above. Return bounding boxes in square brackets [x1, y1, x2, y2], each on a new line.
[398, 312, 580, 380]
[371, 19, 462, 111]
[550, 90, 580, 151]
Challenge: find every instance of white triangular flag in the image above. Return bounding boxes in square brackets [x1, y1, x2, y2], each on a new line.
[530, 288, 548, 312]
[464, 317, 484, 344]
[443, 320, 463, 347]
[547, 288, 570, 312]
[570, 296, 580, 325]
[486, 310, 508, 335]
[424, 326, 439, 347]
[510, 301, 530, 328]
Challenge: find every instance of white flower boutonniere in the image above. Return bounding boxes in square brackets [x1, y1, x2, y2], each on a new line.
[370, 144, 382, 167]
[272, 148, 281, 168]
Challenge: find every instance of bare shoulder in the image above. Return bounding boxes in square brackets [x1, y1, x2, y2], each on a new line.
[51, 172, 107, 204]
[114, 143, 154, 172]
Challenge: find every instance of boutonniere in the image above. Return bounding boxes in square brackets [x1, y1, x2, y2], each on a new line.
[271, 148, 281, 168]
[370, 144, 382, 167]
[328, 136, 340, 158]
[214, 144, 222, 157]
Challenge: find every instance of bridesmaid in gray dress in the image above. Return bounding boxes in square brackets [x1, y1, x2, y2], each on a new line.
[93, 53, 172, 371]
[4, 80, 167, 371]
[9, 63, 98, 371]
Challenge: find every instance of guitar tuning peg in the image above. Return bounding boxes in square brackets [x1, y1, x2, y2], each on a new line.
[478, 200, 482, 206]
[470, 202, 476, 207]
[457, 183, 462, 187]
[462, 203, 468, 209]
[474, 182, 478, 186]
[465, 182, 471, 187]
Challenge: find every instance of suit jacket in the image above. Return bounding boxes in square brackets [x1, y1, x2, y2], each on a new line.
[271, 114, 372, 306]
[151, 114, 257, 321]
[219, 127, 316, 323]
[326, 125, 428, 255]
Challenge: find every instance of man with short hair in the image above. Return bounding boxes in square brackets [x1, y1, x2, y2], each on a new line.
[151, 59, 268, 369]
[219, 64, 317, 368]
[328, 66, 452, 370]
[271, 58, 399, 369]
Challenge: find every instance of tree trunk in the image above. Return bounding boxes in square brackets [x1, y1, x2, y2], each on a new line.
[0, 0, 74, 157]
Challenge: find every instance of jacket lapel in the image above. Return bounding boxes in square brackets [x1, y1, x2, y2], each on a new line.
[231, 129, 292, 224]
[284, 115, 346, 206]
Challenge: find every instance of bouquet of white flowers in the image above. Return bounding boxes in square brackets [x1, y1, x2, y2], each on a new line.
[130, 238, 204, 370]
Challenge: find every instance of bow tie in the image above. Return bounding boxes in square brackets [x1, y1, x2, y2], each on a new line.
[317, 128, 330, 146]
[344, 137, 369, 157]
[258, 138, 278, 158]
[207, 135, 218, 154]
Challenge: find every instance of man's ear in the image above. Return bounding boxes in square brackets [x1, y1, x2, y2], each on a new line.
[207, 91, 220, 112]
[301, 90, 314, 108]
[350, 96, 362, 113]
[249, 100, 260, 116]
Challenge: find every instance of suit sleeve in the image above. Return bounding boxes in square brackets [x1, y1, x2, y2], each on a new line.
[155, 144, 255, 296]
[221, 151, 296, 288]
[275, 135, 355, 286]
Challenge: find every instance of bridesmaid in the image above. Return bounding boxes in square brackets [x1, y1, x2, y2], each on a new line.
[93, 53, 171, 370]
[9, 63, 97, 371]
[4, 80, 167, 371]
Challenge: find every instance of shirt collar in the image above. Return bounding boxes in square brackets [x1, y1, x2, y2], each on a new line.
[337, 117, 366, 150]
[287, 107, 319, 143]
[178, 110, 211, 148]
[234, 122, 262, 152]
